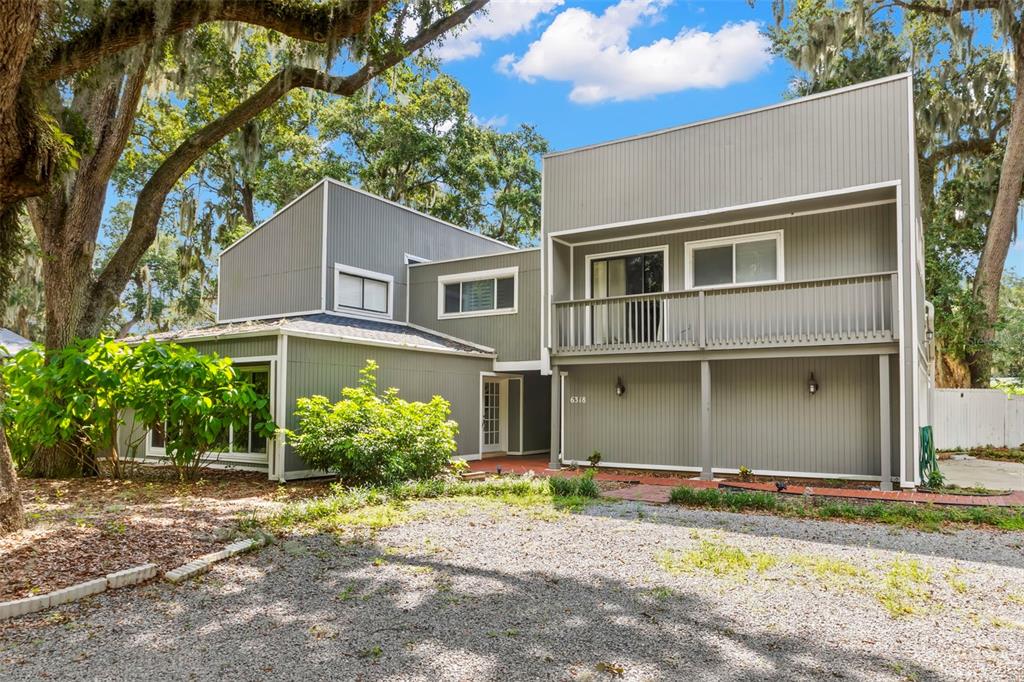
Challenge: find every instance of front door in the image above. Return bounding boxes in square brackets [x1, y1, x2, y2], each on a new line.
[481, 378, 507, 454]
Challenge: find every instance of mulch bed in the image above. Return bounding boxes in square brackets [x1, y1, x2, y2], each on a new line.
[0, 469, 330, 602]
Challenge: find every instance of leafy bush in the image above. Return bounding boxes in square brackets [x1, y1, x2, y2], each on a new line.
[288, 360, 458, 486]
[1, 337, 275, 480]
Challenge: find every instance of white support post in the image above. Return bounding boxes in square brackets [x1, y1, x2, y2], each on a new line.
[549, 365, 561, 469]
[879, 354, 892, 491]
[700, 360, 712, 480]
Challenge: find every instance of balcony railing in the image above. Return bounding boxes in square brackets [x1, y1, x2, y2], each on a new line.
[552, 272, 898, 354]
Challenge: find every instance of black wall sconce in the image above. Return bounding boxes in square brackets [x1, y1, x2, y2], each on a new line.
[615, 377, 626, 397]
[808, 372, 819, 395]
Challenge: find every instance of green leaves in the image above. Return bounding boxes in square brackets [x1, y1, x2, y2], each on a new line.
[288, 360, 458, 486]
[0, 337, 277, 479]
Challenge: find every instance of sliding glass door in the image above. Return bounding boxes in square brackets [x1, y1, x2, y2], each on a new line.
[590, 251, 664, 345]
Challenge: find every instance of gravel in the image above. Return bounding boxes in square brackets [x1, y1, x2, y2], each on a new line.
[2, 498, 1023, 681]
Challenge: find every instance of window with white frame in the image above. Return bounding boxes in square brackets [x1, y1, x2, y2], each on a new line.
[438, 267, 518, 318]
[685, 231, 783, 289]
[149, 366, 271, 460]
[334, 263, 393, 317]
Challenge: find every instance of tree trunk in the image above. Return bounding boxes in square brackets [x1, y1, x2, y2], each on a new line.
[969, 63, 1024, 386]
[0, 1, 45, 207]
[0, 425, 24, 534]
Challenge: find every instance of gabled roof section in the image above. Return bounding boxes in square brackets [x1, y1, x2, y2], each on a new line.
[128, 314, 495, 358]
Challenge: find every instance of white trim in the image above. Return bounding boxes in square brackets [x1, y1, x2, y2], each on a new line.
[544, 73, 913, 159]
[404, 253, 429, 265]
[282, 468, 333, 480]
[550, 181, 900, 239]
[895, 181, 907, 493]
[320, 180, 329, 311]
[275, 334, 288, 482]
[220, 179, 329, 258]
[407, 247, 539, 269]
[559, 459, 900, 483]
[226, 355, 278, 364]
[134, 455, 269, 472]
[493, 360, 542, 371]
[324, 178, 517, 251]
[216, 249, 223, 323]
[215, 309, 324, 325]
[907, 73, 923, 487]
[480, 375, 509, 454]
[683, 230, 784, 290]
[280, 327, 495, 358]
[558, 371, 566, 463]
[333, 262, 395, 319]
[453, 453, 483, 462]
[512, 449, 548, 456]
[540, 165, 549, 374]
[437, 266, 519, 319]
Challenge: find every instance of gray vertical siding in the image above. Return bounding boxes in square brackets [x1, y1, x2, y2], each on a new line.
[545, 75, 919, 483]
[407, 250, 541, 361]
[569, 204, 897, 297]
[218, 184, 324, 321]
[562, 355, 899, 478]
[324, 183, 514, 322]
[543, 77, 910, 233]
[283, 336, 494, 473]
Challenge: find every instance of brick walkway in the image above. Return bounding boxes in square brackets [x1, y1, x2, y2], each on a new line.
[468, 455, 1024, 507]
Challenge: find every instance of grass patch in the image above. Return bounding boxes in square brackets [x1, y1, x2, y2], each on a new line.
[256, 474, 602, 533]
[657, 540, 776, 579]
[876, 559, 934, 617]
[667, 485, 1024, 532]
[951, 447, 1024, 464]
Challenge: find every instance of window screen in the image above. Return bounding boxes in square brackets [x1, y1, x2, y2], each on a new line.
[691, 236, 780, 288]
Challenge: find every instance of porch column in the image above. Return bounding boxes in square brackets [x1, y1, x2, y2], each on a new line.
[549, 366, 561, 469]
[699, 360, 713, 480]
[879, 354, 893, 492]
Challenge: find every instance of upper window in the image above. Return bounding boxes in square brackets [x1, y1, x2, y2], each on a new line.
[590, 250, 665, 298]
[334, 263, 393, 318]
[685, 231, 783, 289]
[438, 267, 518, 318]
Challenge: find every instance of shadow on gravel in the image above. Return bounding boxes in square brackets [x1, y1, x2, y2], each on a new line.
[580, 501, 1024, 571]
[1, 534, 943, 682]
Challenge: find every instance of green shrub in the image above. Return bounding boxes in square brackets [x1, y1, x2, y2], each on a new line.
[287, 360, 458, 486]
[547, 470, 600, 498]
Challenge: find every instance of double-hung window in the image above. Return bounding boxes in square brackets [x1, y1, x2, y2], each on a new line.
[685, 231, 783, 289]
[334, 263, 393, 318]
[438, 267, 518, 318]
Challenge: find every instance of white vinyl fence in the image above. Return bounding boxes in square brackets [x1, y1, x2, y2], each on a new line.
[933, 388, 1024, 450]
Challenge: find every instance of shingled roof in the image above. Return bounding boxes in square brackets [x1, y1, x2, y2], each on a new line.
[130, 313, 494, 357]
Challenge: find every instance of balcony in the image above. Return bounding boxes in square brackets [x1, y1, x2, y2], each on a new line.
[552, 272, 898, 355]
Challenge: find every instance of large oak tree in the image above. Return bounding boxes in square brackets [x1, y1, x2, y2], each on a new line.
[0, 0, 488, 527]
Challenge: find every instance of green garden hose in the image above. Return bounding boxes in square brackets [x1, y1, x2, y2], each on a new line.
[920, 425, 939, 486]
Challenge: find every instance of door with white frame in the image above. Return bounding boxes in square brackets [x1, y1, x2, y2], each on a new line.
[481, 377, 508, 455]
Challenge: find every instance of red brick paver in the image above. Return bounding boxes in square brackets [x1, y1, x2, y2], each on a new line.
[468, 455, 1024, 507]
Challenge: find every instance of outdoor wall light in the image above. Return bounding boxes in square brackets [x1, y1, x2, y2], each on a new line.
[808, 373, 819, 395]
[615, 377, 626, 397]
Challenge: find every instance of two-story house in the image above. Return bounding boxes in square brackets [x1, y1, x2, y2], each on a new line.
[123, 73, 930, 490]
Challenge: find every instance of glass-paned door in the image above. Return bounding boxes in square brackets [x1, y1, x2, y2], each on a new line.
[482, 378, 506, 453]
[590, 251, 664, 345]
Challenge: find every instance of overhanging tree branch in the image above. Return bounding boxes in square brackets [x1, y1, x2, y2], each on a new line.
[40, 0, 390, 82]
[80, 0, 488, 334]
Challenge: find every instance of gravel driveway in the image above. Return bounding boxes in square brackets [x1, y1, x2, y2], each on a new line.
[2, 499, 1023, 681]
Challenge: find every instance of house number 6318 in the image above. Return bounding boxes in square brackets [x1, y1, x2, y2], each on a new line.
[569, 396, 586, 404]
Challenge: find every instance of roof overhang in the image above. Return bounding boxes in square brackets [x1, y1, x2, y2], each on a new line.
[548, 182, 899, 246]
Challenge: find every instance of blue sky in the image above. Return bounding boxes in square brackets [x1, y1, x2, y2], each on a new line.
[424, 0, 1024, 273]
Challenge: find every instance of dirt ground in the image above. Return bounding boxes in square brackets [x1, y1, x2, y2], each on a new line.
[0, 469, 330, 601]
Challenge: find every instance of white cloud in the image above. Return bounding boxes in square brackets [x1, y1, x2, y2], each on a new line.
[433, 0, 563, 61]
[500, 0, 772, 103]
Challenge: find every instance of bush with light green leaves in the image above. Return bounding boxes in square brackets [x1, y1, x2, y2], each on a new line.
[1, 337, 275, 480]
[288, 360, 458, 486]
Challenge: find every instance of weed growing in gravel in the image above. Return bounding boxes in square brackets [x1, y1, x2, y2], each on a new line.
[876, 559, 934, 617]
[667, 485, 1024, 532]
[945, 566, 969, 595]
[1006, 592, 1024, 605]
[657, 540, 776, 579]
[256, 475, 602, 533]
